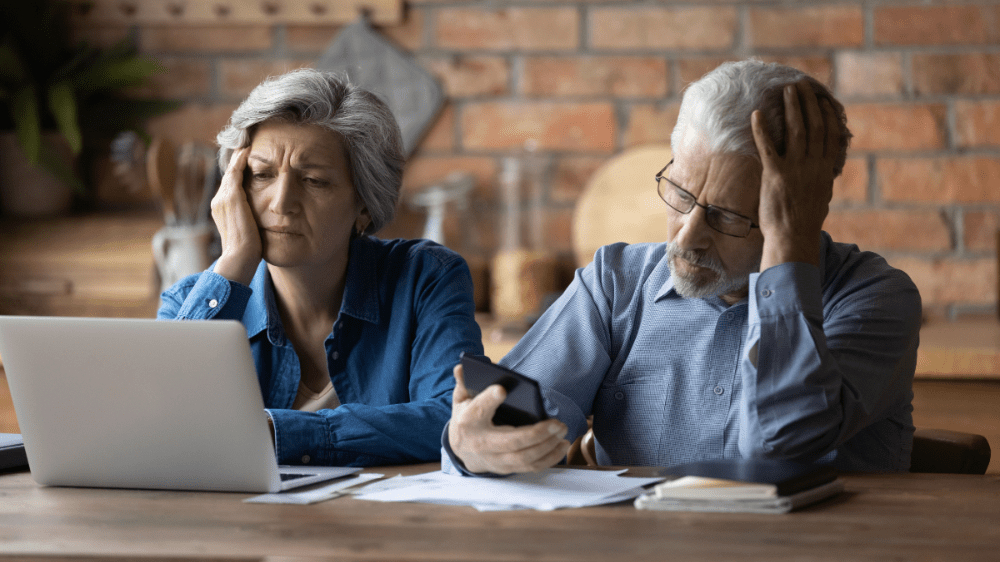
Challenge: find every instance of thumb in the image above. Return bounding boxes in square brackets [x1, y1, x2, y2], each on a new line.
[452, 364, 471, 405]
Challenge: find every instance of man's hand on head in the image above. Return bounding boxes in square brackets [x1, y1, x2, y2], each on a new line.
[751, 79, 840, 270]
[448, 364, 571, 475]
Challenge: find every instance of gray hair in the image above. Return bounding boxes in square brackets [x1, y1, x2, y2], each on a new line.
[672, 59, 852, 177]
[216, 68, 404, 235]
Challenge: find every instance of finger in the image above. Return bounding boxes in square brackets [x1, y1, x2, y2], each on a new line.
[821, 98, 840, 160]
[452, 364, 470, 406]
[492, 435, 568, 473]
[751, 110, 778, 168]
[525, 439, 573, 472]
[796, 81, 824, 157]
[783, 84, 806, 159]
[462, 383, 507, 426]
[227, 146, 250, 174]
[483, 419, 568, 452]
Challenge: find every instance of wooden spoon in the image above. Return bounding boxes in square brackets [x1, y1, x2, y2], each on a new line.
[146, 137, 177, 225]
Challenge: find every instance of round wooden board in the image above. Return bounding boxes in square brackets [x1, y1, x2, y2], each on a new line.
[571, 144, 673, 267]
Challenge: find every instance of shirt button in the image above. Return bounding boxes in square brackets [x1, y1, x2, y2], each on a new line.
[614, 391, 625, 400]
[208, 299, 218, 308]
[332, 351, 339, 360]
[714, 385, 724, 396]
[302, 455, 311, 464]
[761, 289, 772, 298]
[725, 312, 734, 321]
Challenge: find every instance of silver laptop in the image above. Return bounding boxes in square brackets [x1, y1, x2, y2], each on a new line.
[0, 316, 359, 493]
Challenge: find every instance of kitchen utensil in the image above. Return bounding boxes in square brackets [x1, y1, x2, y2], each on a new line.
[147, 137, 177, 225]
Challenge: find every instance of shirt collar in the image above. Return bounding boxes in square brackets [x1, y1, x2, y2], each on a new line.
[242, 236, 382, 345]
[654, 232, 832, 304]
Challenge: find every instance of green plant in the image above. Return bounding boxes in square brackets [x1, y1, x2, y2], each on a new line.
[0, 0, 175, 191]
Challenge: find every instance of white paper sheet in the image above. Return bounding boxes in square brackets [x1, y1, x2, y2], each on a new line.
[354, 468, 665, 511]
[244, 473, 385, 505]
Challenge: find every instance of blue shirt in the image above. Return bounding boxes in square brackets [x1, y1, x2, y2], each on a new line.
[159, 236, 483, 467]
[444, 232, 920, 474]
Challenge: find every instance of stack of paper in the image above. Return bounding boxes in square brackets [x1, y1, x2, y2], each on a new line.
[634, 458, 843, 514]
[354, 468, 666, 511]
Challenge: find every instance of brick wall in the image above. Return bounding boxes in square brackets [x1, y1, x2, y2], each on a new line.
[74, 0, 1000, 318]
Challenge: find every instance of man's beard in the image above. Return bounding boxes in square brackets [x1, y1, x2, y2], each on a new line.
[666, 242, 759, 299]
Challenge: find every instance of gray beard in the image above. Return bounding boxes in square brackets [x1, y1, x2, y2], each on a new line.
[665, 242, 758, 299]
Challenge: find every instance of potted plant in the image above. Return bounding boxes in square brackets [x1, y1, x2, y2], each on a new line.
[0, 0, 173, 217]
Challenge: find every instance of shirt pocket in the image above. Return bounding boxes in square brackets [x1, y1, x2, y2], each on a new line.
[591, 368, 670, 466]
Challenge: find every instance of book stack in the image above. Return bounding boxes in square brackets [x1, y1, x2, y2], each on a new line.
[634, 458, 843, 514]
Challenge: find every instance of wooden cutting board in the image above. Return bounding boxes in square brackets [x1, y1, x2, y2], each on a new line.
[315, 18, 444, 157]
[571, 144, 673, 267]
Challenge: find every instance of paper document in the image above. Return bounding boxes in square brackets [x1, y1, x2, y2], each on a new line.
[245, 473, 385, 505]
[354, 468, 665, 511]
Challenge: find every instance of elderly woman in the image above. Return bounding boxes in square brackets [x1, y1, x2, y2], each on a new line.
[158, 69, 483, 467]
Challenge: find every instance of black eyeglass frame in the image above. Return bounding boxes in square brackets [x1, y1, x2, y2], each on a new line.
[654, 159, 760, 238]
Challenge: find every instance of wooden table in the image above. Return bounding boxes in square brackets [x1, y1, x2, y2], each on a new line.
[0, 465, 997, 561]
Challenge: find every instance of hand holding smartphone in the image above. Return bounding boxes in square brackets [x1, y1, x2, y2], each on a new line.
[459, 353, 548, 427]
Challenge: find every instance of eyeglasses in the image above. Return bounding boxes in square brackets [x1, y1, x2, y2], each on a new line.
[655, 159, 759, 238]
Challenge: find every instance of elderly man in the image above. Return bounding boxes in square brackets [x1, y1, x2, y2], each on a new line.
[445, 59, 921, 475]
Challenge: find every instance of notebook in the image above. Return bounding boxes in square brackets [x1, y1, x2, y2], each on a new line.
[0, 316, 359, 493]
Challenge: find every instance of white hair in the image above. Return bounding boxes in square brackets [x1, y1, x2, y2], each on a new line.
[216, 68, 404, 235]
[671, 59, 851, 177]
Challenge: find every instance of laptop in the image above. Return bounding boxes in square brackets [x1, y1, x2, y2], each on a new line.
[0, 315, 359, 493]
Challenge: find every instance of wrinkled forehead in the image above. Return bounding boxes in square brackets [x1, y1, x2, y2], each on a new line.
[670, 144, 762, 219]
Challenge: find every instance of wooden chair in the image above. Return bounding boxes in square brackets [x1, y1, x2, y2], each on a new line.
[568, 427, 992, 474]
[910, 428, 991, 474]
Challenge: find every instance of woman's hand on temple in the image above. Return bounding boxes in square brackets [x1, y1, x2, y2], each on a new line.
[210, 147, 262, 285]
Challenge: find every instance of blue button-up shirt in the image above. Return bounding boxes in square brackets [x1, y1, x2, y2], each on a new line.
[445, 232, 920, 474]
[159, 236, 483, 467]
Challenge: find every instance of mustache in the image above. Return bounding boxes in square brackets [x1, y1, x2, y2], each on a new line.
[666, 244, 724, 273]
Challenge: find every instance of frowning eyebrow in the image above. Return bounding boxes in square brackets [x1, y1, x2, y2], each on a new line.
[247, 154, 335, 170]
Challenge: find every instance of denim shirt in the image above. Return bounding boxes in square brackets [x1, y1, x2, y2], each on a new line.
[159, 236, 483, 467]
[444, 232, 921, 475]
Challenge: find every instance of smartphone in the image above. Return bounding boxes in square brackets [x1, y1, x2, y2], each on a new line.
[459, 353, 548, 427]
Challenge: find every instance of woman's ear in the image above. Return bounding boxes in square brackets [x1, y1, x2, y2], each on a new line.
[354, 208, 372, 236]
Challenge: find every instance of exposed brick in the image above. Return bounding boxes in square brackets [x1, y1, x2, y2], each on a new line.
[145, 103, 240, 147]
[414, 105, 456, 153]
[521, 57, 668, 98]
[678, 57, 732, 87]
[590, 7, 737, 51]
[623, 103, 681, 148]
[875, 5, 1000, 46]
[963, 210, 1000, 252]
[219, 59, 312, 99]
[127, 57, 212, 99]
[377, 11, 426, 52]
[551, 156, 608, 204]
[422, 56, 509, 98]
[956, 101, 1000, 148]
[835, 52, 904, 98]
[832, 157, 867, 205]
[912, 53, 1000, 95]
[823, 209, 950, 252]
[435, 8, 578, 51]
[284, 25, 341, 53]
[543, 207, 576, 254]
[878, 157, 1000, 204]
[747, 6, 863, 49]
[141, 25, 273, 53]
[461, 102, 615, 152]
[402, 155, 498, 201]
[845, 103, 947, 151]
[885, 256, 996, 306]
